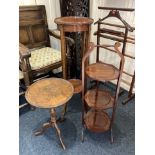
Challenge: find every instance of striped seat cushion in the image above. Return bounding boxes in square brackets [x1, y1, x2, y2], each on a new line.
[29, 47, 61, 70]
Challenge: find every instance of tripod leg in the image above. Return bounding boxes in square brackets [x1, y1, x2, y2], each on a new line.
[51, 108, 66, 150]
[54, 122, 66, 150]
[34, 122, 51, 136]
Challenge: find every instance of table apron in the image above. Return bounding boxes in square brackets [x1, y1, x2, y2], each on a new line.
[58, 25, 89, 32]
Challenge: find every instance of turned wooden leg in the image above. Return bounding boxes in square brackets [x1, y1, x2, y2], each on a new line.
[54, 122, 66, 150]
[34, 122, 51, 136]
[51, 108, 66, 150]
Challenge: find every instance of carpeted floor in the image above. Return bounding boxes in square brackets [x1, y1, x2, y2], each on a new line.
[19, 83, 135, 155]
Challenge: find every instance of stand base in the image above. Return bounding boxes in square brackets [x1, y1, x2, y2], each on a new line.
[34, 108, 66, 150]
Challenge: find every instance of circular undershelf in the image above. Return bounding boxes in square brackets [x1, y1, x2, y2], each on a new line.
[84, 109, 110, 132]
[68, 79, 82, 94]
[85, 89, 114, 110]
[85, 62, 119, 81]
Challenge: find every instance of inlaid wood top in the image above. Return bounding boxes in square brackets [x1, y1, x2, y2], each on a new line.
[25, 78, 74, 108]
[54, 16, 93, 25]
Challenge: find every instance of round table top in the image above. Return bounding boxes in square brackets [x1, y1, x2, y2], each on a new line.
[54, 16, 94, 26]
[25, 78, 74, 108]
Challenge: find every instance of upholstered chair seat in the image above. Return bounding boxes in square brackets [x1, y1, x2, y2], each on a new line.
[29, 47, 61, 70]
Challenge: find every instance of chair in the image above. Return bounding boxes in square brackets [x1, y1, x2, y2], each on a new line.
[19, 70, 28, 109]
[19, 5, 74, 87]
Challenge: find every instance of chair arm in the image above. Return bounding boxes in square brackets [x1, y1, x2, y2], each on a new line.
[48, 29, 75, 46]
[48, 29, 61, 40]
[19, 43, 32, 73]
[19, 43, 31, 60]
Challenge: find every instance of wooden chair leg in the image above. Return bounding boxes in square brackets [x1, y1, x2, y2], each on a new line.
[122, 94, 135, 105]
[58, 104, 68, 122]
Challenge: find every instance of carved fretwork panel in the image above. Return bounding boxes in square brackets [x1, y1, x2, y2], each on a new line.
[60, 0, 89, 17]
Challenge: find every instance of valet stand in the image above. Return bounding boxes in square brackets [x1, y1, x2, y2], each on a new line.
[94, 7, 135, 97]
[81, 42, 125, 143]
[54, 16, 93, 120]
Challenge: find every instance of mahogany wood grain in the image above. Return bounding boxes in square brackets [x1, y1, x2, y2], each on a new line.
[68, 79, 82, 94]
[97, 33, 135, 44]
[25, 78, 74, 150]
[94, 9, 134, 32]
[98, 7, 135, 12]
[25, 78, 74, 108]
[85, 62, 119, 81]
[55, 16, 93, 26]
[82, 42, 124, 137]
[55, 16, 93, 79]
[84, 89, 114, 110]
[98, 22, 135, 31]
[84, 110, 110, 132]
[55, 17, 93, 33]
